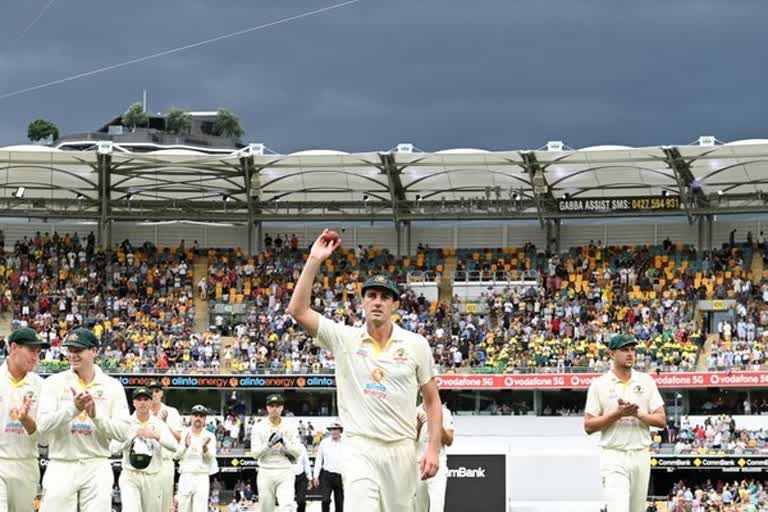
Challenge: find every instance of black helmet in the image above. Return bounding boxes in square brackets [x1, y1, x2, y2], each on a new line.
[129, 437, 153, 470]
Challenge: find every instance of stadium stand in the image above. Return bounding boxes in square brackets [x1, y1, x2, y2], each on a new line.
[8, 234, 766, 376]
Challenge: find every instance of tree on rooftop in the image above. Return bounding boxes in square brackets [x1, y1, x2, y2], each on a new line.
[27, 119, 59, 143]
[122, 102, 149, 131]
[166, 108, 192, 135]
[213, 109, 245, 139]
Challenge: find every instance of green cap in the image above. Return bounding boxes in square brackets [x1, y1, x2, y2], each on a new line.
[62, 328, 100, 349]
[146, 379, 162, 390]
[266, 393, 285, 405]
[7, 327, 49, 348]
[361, 274, 400, 300]
[133, 387, 152, 399]
[608, 334, 638, 351]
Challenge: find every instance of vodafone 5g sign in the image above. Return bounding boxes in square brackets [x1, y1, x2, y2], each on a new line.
[435, 371, 768, 390]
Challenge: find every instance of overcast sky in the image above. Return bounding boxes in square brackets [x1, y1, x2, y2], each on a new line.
[0, 0, 765, 152]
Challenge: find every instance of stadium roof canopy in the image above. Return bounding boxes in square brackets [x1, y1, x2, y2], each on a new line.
[2, 138, 768, 249]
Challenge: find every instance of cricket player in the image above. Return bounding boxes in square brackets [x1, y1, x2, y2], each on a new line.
[111, 386, 179, 512]
[313, 422, 343, 512]
[0, 328, 49, 512]
[584, 334, 666, 512]
[414, 398, 455, 512]
[251, 394, 301, 512]
[37, 328, 131, 512]
[148, 379, 183, 511]
[286, 229, 443, 512]
[176, 405, 216, 512]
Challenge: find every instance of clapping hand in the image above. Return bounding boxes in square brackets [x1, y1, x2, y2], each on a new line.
[136, 425, 159, 440]
[17, 395, 33, 422]
[268, 432, 284, 447]
[71, 388, 95, 418]
[617, 398, 639, 418]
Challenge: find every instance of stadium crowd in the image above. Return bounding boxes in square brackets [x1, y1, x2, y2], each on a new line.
[660, 478, 768, 512]
[669, 415, 768, 456]
[2, 229, 767, 378]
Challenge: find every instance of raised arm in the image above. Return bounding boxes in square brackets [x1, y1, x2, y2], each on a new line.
[286, 229, 341, 337]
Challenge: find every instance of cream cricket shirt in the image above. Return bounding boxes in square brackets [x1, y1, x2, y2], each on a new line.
[584, 369, 664, 450]
[250, 417, 302, 470]
[0, 363, 43, 459]
[417, 403, 454, 465]
[176, 429, 217, 474]
[152, 403, 183, 461]
[37, 366, 131, 460]
[111, 414, 179, 473]
[315, 315, 435, 443]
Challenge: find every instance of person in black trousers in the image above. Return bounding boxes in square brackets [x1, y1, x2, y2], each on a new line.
[293, 443, 313, 512]
[313, 422, 344, 512]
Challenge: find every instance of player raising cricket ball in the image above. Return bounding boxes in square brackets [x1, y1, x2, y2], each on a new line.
[287, 229, 443, 512]
[584, 334, 666, 512]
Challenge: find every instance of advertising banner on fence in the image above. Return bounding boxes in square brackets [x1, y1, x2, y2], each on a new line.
[115, 374, 336, 389]
[37, 370, 768, 390]
[434, 371, 768, 390]
[445, 454, 506, 512]
[651, 456, 768, 471]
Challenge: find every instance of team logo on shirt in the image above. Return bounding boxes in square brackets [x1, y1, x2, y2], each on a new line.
[365, 369, 387, 399]
[393, 348, 408, 364]
[633, 385, 643, 394]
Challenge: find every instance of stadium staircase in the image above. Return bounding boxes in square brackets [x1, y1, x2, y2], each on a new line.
[751, 246, 765, 284]
[0, 311, 12, 338]
[192, 255, 210, 333]
[438, 255, 458, 303]
[696, 334, 719, 372]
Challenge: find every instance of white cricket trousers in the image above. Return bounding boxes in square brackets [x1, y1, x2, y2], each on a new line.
[159, 458, 175, 512]
[39, 458, 113, 512]
[414, 464, 447, 512]
[176, 472, 209, 512]
[341, 435, 418, 512]
[0, 458, 39, 512]
[600, 448, 651, 512]
[257, 468, 296, 512]
[119, 469, 163, 512]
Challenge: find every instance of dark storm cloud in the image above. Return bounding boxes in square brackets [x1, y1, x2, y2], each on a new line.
[0, 0, 766, 151]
